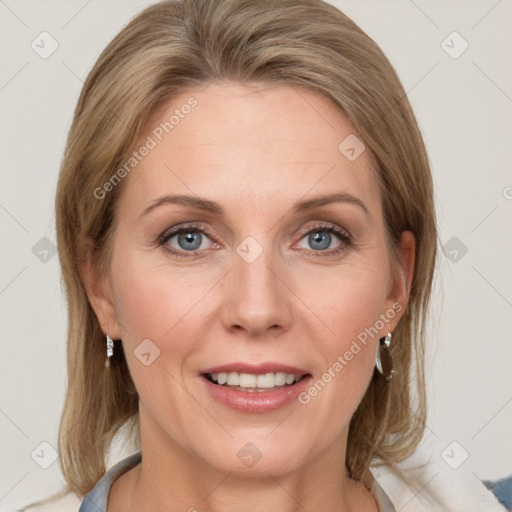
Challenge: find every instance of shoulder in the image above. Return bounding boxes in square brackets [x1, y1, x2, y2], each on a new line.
[484, 476, 512, 512]
[14, 488, 82, 512]
[370, 437, 508, 511]
[14, 452, 141, 512]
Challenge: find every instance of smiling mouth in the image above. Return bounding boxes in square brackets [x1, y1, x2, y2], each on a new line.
[203, 371, 309, 392]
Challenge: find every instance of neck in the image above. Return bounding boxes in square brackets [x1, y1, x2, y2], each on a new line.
[108, 407, 378, 512]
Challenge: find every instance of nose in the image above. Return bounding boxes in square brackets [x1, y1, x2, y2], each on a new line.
[221, 244, 292, 338]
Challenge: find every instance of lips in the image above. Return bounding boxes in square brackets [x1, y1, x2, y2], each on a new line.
[199, 362, 312, 412]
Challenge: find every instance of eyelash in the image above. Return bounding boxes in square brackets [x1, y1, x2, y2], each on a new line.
[157, 222, 352, 259]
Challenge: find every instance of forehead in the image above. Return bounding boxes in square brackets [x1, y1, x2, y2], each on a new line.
[118, 82, 380, 217]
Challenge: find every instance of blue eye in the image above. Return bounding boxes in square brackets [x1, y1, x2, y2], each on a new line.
[307, 231, 332, 250]
[298, 224, 351, 254]
[174, 230, 204, 251]
[159, 224, 214, 257]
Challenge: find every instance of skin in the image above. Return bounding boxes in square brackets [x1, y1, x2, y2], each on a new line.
[81, 82, 415, 512]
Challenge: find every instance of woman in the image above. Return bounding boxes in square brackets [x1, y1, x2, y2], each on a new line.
[18, 0, 506, 510]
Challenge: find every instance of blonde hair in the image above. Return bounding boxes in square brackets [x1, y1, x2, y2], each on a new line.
[50, 0, 437, 499]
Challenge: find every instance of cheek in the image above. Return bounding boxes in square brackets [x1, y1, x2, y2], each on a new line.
[299, 256, 389, 347]
[294, 259, 388, 415]
[109, 258, 205, 412]
[110, 247, 219, 343]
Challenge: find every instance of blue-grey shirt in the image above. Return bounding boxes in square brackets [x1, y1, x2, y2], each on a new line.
[79, 452, 142, 512]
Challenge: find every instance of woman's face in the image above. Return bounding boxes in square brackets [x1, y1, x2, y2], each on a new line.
[87, 82, 413, 476]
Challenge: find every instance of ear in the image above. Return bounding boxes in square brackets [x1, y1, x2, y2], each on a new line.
[382, 230, 415, 330]
[78, 237, 123, 340]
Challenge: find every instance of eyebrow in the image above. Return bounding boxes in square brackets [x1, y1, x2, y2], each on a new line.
[139, 192, 370, 220]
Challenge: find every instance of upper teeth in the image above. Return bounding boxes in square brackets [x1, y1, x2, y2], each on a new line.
[210, 372, 300, 388]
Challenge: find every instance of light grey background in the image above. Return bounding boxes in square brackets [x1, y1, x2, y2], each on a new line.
[1, 0, 511, 509]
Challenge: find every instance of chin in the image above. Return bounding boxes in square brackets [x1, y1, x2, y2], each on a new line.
[194, 434, 312, 477]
